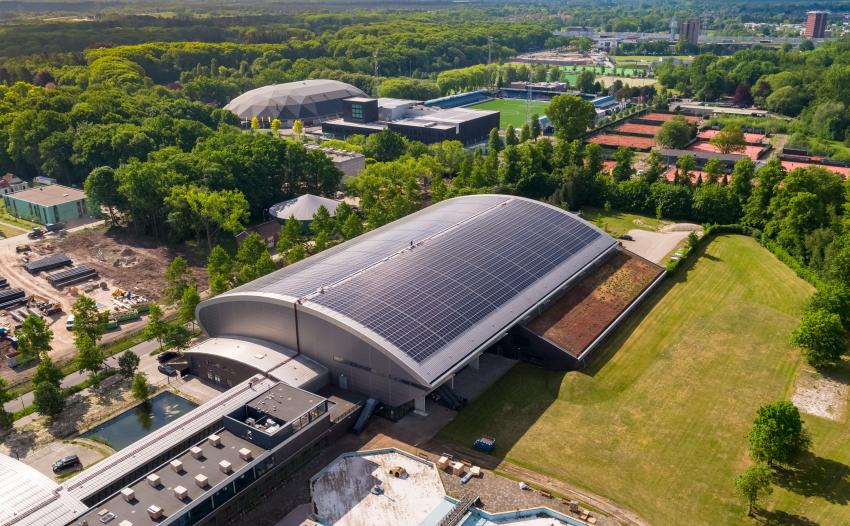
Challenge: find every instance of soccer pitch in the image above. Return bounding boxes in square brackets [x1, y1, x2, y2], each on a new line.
[467, 98, 549, 129]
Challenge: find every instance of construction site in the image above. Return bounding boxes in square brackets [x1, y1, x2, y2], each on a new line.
[0, 226, 207, 385]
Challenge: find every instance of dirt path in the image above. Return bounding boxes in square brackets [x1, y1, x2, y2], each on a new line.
[427, 439, 650, 526]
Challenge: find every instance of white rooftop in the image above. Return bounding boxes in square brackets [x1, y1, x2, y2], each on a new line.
[269, 194, 341, 222]
[185, 336, 328, 389]
[311, 449, 445, 526]
[0, 453, 88, 526]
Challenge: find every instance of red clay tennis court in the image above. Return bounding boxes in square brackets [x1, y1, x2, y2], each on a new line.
[612, 122, 663, 136]
[697, 129, 766, 143]
[686, 140, 766, 160]
[781, 160, 850, 180]
[588, 134, 656, 149]
[641, 112, 702, 123]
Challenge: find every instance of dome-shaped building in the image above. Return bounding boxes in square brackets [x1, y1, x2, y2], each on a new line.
[224, 79, 367, 126]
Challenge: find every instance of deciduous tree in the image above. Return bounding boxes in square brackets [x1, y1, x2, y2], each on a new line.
[118, 350, 140, 378]
[546, 94, 596, 141]
[17, 314, 53, 362]
[791, 308, 847, 367]
[747, 400, 810, 465]
[33, 381, 64, 419]
[734, 463, 773, 516]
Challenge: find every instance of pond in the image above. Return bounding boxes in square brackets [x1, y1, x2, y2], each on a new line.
[81, 391, 198, 450]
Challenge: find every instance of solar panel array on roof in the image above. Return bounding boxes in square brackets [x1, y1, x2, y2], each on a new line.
[309, 199, 602, 363]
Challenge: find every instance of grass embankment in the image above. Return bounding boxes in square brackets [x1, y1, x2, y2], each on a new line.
[580, 206, 666, 238]
[467, 99, 549, 129]
[440, 235, 835, 524]
[0, 201, 39, 231]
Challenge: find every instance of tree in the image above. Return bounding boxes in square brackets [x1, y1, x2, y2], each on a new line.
[748, 400, 810, 465]
[292, 119, 303, 135]
[270, 118, 280, 132]
[166, 185, 249, 249]
[676, 155, 696, 185]
[546, 94, 596, 141]
[364, 130, 406, 162]
[612, 147, 634, 182]
[33, 355, 63, 388]
[84, 166, 124, 225]
[237, 232, 275, 283]
[655, 117, 694, 149]
[530, 113, 542, 138]
[377, 78, 440, 100]
[287, 243, 306, 264]
[710, 125, 747, 155]
[17, 314, 53, 362]
[505, 125, 518, 146]
[117, 350, 140, 378]
[276, 215, 303, 254]
[790, 309, 847, 368]
[518, 124, 530, 144]
[733, 84, 754, 107]
[75, 333, 104, 380]
[250, 116, 260, 130]
[0, 378, 12, 429]
[703, 159, 724, 185]
[731, 157, 756, 206]
[33, 381, 64, 419]
[692, 184, 738, 224]
[145, 304, 168, 352]
[640, 150, 666, 184]
[178, 284, 201, 327]
[163, 256, 193, 305]
[734, 464, 773, 516]
[310, 205, 334, 237]
[341, 213, 362, 240]
[164, 323, 192, 353]
[488, 128, 502, 153]
[807, 283, 850, 329]
[71, 295, 105, 343]
[131, 373, 149, 402]
[207, 245, 233, 295]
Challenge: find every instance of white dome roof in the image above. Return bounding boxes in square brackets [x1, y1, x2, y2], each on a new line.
[224, 79, 367, 121]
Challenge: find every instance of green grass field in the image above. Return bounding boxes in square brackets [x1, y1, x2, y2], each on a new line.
[467, 99, 549, 129]
[580, 207, 667, 237]
[613, 55, 693, 64]
[439, 235, 850, 525]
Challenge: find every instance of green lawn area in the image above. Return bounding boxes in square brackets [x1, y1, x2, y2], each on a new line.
[467, 98, 548, 129]
[0, 220, 25, 238]
[613, 55, 693, 64]
[580, 206, 667, 237]
[559, 64, 643, 77]
[439, 235, 843, 525]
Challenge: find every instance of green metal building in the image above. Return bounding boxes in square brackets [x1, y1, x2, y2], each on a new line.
[2, 184, 92, 225]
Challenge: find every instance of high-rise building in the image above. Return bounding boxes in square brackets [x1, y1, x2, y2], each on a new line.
[805, 11, 828, 39]
[678, 18, 700, 45]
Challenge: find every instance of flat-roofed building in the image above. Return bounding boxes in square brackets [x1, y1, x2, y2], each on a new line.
[2, 184, 92, 226]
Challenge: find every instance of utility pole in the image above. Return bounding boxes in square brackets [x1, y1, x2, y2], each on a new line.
[488, 36, 493, 65]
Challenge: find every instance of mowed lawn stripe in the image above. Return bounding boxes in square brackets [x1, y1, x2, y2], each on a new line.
[440, 235, 814, 525]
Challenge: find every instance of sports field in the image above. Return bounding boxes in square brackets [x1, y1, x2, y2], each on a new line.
[467, 98, 548, 129]
[439, 235, 850, 525]
[613, 55, 693, 65]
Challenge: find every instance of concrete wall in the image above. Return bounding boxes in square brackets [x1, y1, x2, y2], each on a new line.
[2, 195, 89, 225]
[187, 354, 261, 389]
[197, 296, 428, 408]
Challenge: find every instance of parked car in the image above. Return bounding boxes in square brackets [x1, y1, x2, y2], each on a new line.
[619, 234, 634, 241]
[157, 364, 177, 376]
[65, 315, 75, 331]
[156, 351, 179, 364]
[27, 228, 44, 239]
[51, 454, 81, 473]
[44, 222, 66, 233]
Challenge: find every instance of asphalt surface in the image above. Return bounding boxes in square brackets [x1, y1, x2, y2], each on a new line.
[4, 332, 165, 414]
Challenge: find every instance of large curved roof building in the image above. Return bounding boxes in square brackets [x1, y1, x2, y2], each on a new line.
[223, 79, 367, 124]
[197, 195, 618, 410]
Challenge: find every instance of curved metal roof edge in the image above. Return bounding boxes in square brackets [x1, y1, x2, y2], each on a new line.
[202, 195, 617, 386]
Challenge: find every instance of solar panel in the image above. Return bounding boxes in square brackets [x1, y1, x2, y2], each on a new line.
[310, 199, 604, 363]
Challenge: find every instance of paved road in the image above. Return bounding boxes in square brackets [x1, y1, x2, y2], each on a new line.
[4, 332, 177, 414]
